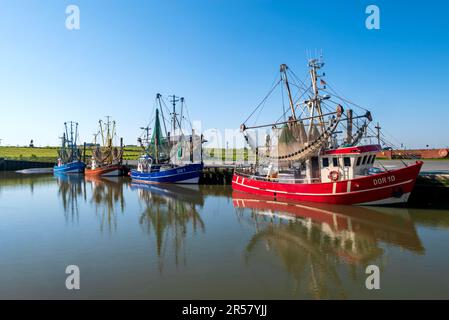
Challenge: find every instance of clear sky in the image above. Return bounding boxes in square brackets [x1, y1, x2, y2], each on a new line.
[0, 0, 448, 148]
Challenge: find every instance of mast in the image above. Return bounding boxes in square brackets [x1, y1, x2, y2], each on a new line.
[61, 133, 66, 152]
[154, 133, 159, 164]
[170, 95, 180, 139]
[106, 116, 111, 147]
[74, 122, 78, 147]
[154, 108, 161, 164]
[346, 109, 353, 144]
[70, 122, 73, 149]
[64, 122, 69, 149]
[99, 120, 105, 146]
[375, 122, 381, 145]
[280, 64, 296, 120]
[308, 58, 326, 132]
[156, 94, 168, 137]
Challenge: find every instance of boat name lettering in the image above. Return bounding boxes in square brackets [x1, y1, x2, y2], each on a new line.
[373, 175, 395, 185]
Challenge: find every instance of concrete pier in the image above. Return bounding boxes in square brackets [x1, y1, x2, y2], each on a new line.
[0, 158, 53, 171]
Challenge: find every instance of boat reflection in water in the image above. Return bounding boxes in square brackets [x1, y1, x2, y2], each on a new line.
[131, 183, 205, 270]
[233, 191, 424, 298]
[55, 173, 85, 224]
[55, 173, 127, 231]
[84, 175, 126, 232]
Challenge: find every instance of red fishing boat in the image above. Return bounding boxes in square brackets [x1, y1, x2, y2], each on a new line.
[233, 59, 422, 205]
[85, 163, 128, 177]
[85, 117, 129, 177]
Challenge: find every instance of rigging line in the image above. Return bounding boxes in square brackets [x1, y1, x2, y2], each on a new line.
[160, 96, 175, 134]
[322, 85, 370, 112]
[379, 127, 403, 146]
[274, 85, 312, 124]
[243, 78, 282, 125]
[157, 96, 168, 137]
[326, 98, 367, 120]
[183, 101, 193, 133]
[161, 96, 173, 119]
[288, 68, 310, 92]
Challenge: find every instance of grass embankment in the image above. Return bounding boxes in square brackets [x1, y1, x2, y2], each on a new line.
[0, 146, 142, 162]
[0, 146, 255, 162]
[2, 147, 448, 163]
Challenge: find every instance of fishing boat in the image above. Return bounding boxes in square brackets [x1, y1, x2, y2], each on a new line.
[130, 94, 204, 184]
[54, 121, 86, 174]
[85, 117, 129, 177]
[233, 59, 423, 205]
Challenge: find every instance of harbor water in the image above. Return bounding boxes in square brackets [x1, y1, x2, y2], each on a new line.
[1, 172, 449, 299]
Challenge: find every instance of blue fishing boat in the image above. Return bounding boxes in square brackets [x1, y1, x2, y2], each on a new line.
[54, 121, 86, 174]
[130, 94, 203, 184]
[131, 161, 203, 184]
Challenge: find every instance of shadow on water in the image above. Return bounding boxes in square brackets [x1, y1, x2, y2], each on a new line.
[232, 191, 426, 299]
[131, 182, 206, 271]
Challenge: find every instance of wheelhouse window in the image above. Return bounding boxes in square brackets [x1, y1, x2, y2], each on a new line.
[343, 157, 351, 167]
[371, 155, 376, 164]
[367, 155, 372, 164]
[362, 155, 367, 165]
[322, 157, 329, 167]
[356, 157, 362, 166]
[332, 157, 339, 167]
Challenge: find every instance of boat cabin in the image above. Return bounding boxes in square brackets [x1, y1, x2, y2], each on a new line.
[319, 145, 381, 183]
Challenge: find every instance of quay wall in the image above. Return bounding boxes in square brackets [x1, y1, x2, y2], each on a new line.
[0, 158, 54, 171]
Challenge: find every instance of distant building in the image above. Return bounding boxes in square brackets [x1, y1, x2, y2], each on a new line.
[85, 143, 101, 147]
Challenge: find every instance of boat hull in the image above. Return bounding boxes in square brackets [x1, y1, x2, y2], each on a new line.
[53, 161, 86, 174]
[85, 164, 129, 177]
[232, 161, 423, 206]
[130, 163, 203, 184]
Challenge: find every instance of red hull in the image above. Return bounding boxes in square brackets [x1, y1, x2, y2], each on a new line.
[85, 164, 128, 177]
[232, 161, 423, 205]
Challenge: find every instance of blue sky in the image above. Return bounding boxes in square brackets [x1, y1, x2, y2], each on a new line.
[0, 0, 448, 148]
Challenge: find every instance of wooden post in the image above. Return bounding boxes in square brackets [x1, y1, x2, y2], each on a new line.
[120, 137, 123, 164]
[190, 135, 193, 163]
[255, 147, 259, 167]
[346, 109, 353, 144]
[200, 134, 204, 164]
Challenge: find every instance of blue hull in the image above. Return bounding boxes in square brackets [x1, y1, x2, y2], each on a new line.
[53, 161, 86, 174]
[130, 163, 203, 184]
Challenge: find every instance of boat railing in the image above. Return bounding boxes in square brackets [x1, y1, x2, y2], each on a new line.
[234, 170, 321, 184]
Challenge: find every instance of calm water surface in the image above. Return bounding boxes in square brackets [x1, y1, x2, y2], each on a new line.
[1, 172, 449, 299]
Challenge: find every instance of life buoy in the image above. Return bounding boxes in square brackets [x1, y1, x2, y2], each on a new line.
[328, 170, 340, 182]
